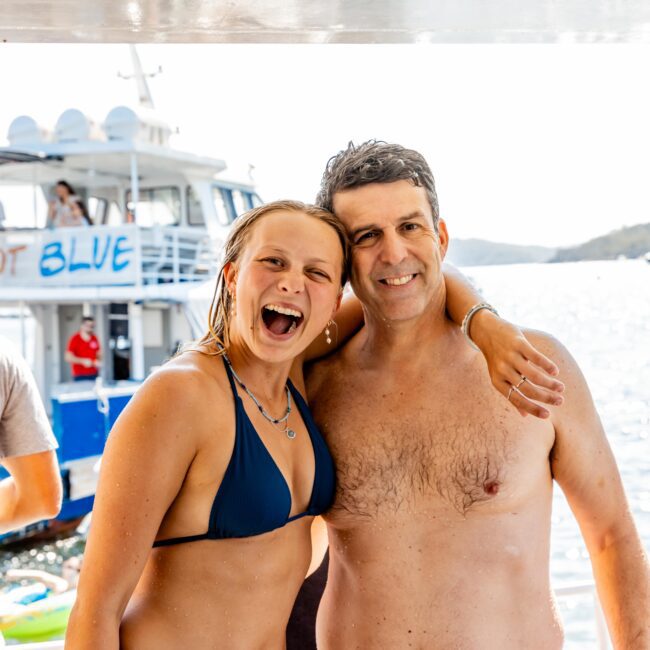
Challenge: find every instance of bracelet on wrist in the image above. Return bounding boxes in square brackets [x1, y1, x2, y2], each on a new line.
[460, 302, 499, 351]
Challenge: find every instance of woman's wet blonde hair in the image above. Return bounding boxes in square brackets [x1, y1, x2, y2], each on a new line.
[197, 200, 349, 355]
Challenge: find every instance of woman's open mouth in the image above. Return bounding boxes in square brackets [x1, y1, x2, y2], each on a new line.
[261, 303, 305, 338]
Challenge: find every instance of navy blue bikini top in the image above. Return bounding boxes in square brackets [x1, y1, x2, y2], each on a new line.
[153, 356, 335, 546]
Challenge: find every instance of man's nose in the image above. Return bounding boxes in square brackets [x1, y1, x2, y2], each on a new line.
[278, 268, 305, 293]
[379, 230, 408, 265]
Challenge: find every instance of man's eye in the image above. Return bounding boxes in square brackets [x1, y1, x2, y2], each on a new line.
[402, 222, 420, 231]
[355, 232, 378, 245]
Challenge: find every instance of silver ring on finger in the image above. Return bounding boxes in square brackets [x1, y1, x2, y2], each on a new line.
[507, 385, 515, 401]
[515, 375, 527, 390]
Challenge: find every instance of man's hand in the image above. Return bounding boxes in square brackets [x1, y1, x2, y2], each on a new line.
[469, 310, 565, 418]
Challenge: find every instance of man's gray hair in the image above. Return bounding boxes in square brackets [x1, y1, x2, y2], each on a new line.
[316, 140, 440, 231]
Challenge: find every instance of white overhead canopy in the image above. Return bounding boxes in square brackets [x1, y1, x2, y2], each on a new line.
[0, 142, 226, 187]
[1, 0, 649, 43]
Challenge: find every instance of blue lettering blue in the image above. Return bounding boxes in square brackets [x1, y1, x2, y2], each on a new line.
[69, 237, 91, 272]
[93, 235, 111, 270]
[112, 236, 133, 272]
[40, 241, 66, 277]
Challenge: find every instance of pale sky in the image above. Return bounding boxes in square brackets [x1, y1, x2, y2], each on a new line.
[1, 43, 649, 248]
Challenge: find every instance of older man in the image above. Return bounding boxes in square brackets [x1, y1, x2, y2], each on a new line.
[303, 141, 648, 649]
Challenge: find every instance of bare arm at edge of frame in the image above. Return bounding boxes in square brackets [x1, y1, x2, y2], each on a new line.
[0, 450, 61, 534]
[533, 330, 650, 649]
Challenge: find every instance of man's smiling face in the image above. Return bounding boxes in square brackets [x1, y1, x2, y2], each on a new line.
[332, 179, 448, 324]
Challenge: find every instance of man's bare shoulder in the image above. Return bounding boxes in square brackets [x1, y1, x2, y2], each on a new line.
[522, 327, 595, 430]
[522, 328, 579, 376]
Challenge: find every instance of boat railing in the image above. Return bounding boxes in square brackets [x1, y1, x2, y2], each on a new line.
[8, 582, 612, 649]
[139, 226, 217, 284]
[0, 224, 218, 290]
[554, 582, 611, 649]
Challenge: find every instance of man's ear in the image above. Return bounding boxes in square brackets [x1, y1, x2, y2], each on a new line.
[437, 219, 449, 260]
[332, 291, 343, 317]
[223, 261, 237, 295]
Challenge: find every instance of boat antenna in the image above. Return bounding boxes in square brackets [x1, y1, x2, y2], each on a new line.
[117, 45, 161, 110]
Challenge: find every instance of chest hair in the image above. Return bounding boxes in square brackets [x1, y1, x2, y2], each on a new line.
[311, 367, 519, 518]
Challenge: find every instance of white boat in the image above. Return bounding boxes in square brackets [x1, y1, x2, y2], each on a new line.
[0, 48, 255, 544]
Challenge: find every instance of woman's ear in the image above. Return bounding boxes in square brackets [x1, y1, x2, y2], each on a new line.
[223, 261, 237, 296]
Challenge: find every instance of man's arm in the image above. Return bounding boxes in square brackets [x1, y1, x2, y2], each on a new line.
[0, 450, 62, 534]
[65, 336, 87, 367]
[64, 350, 93, 368]
[532, 331, 650, 649]
[0, 344, 61, 534]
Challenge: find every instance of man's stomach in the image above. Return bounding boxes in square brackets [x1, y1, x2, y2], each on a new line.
[318, 510, 563, 650]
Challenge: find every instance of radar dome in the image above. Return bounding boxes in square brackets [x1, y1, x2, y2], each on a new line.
[54, 109, 103, 143]
[7, 115, 48, 146]
[104, 106, 172, 146]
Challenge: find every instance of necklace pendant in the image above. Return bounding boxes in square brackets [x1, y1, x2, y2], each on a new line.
[286, 428, 296, 440]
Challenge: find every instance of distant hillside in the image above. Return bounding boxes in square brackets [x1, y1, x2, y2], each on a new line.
[446, 238, 557, 267]
[550, 223, 650, 262]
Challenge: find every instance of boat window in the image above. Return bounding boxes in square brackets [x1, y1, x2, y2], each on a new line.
[186, 185, 205, 226]
[250, 193, 263, 208]
[104, 201, 123, 226]
[88, 197, 107, 225]
[126, 187, 181, 227]
[231, 190, 247, 219]
[212, 186, 231, 225]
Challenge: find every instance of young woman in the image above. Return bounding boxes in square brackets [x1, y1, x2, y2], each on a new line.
[47, 180, 77, 228]
[66, 200, 561, 649]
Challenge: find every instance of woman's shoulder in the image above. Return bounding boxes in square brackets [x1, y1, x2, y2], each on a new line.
[133, 347, 232, 418]
[108, 349, 234, 458]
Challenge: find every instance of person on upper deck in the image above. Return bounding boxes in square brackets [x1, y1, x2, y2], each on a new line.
[65, 197, 564, 650]
[47, 180, 79, 228]
[303, 140, 649, 650]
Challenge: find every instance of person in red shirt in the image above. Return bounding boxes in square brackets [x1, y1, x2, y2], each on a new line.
[65, 316, 102, 381]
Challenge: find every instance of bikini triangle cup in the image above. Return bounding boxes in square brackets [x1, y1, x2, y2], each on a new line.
[153, 355, 336, 546]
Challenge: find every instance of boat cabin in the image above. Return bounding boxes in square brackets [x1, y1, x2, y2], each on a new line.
[0, 105, 260, 538]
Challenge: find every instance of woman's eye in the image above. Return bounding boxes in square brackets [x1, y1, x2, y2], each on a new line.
[309, 269, 330, 280]
[261, 257, 282, 266]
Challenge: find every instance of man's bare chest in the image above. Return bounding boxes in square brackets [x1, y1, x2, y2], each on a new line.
[309, 365, 553, 520]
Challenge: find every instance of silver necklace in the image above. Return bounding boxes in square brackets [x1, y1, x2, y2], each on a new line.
[222, 352, 296, 440]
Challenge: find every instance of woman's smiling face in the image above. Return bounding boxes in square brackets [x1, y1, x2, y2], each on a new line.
[225, 209, 344, 363]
